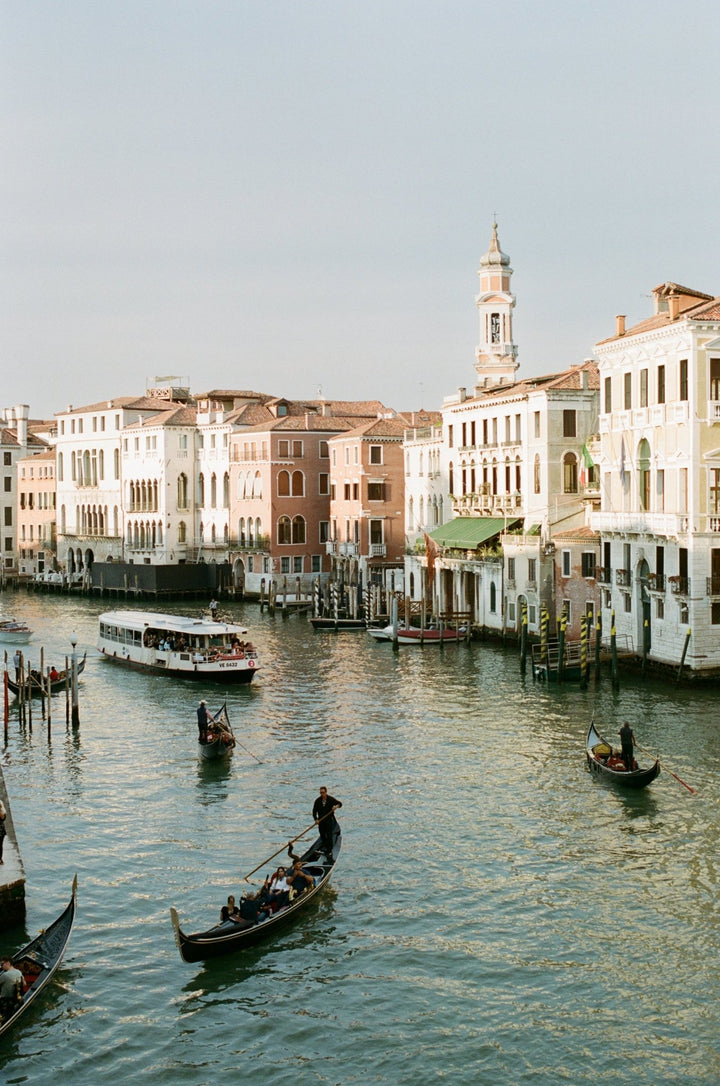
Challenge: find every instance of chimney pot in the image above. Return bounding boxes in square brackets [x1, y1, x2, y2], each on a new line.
[616, 315, 626, 336]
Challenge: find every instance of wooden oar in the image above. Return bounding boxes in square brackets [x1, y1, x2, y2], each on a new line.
[636, 743, 696, 794]
[233, 738, 263, 764]
[242, 809, 338, 881]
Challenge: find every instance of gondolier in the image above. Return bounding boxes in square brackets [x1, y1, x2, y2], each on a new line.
[619, 721, 635, 770]
[197, 700, 214, 743]
[312, 787, 342, 860]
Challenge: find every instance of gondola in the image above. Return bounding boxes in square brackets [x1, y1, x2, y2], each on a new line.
[198, 702, 236, 760]
[586, 721, 660, 789]
[170, 829, 341, 962]
[6, 653, 87, 698]
[0, 876, 77, 1038]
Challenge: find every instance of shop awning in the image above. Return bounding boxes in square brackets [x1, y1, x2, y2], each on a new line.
[427, 516, 521, 550]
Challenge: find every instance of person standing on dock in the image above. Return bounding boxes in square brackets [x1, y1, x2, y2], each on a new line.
[619, 721, 636, 770]
[312, 786, 342, 861]
[209, 598, 218, 620]
[197, 701, 214, 743]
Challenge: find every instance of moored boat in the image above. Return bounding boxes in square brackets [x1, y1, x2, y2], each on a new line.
[0, 876, 77, 1038]
[368, 624, 465, 644]
[97, 610, 260, 683]
[0, 619, 33, 644]
[7, 654, 87, 698]
[586, 721, 660, 789]
[199, 702, 236, 760]
[170, 829, 341, 962]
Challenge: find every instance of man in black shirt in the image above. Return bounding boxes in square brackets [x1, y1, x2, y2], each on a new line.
[312, 787, 342, 861]
[619, 721, 635, 770]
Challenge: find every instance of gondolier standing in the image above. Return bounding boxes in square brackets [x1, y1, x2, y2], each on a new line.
[197, 700, 214, 743]
[312, 786, 342, 861]
[619, 721, 636, 770]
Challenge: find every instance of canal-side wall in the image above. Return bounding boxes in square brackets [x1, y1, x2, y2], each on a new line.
[0, 769, 26, 929]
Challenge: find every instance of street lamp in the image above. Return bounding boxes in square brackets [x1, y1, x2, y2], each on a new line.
[70, 632, 79, 728]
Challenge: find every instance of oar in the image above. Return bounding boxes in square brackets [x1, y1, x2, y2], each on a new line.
[242, 809, 338, 881]
[233, 738, 263, 764]
[636, 743, 696, 794]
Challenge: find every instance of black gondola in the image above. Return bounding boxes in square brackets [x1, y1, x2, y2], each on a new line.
[198, 702, 236, 760]
[586, 721, 660, 789]
[7, 654, 87, 698]
[0, 876, 77, 1038]
[170, 830, 341, 962]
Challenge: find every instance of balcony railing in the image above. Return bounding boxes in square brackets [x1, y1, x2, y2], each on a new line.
[616, 569, 632, 587]
[669, 576, 690, 595]
[646, 572, 666, 592]
[707, 577, 720, 596]
[369, 543, 387, 557]
[595, 566, 612, 585]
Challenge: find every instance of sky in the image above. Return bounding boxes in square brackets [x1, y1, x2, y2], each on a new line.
[3, 1, 720, 421]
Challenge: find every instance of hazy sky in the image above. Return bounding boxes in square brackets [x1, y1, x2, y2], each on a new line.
[3, 1, 719, 420]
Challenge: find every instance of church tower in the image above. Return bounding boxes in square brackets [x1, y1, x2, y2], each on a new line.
[474, 221, 519, 389]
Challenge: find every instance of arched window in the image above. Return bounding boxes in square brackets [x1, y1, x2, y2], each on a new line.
[292, 515, 306, 544]
[198, 473, 205, 506]
[114, 448, 120, 479]
[419, 495, 424, 528]
[534, 454, 541, 494]
[99, 449, 104, 480]
[408, 496, 414, 528]
[291, 470, 304, 496]
[223, 472, 230, 508]
[563, 453, 578, 494]
[278, 515, 292, 544]
[255, 517, 262, 542]
[253, 471, 263, 499]
[178, 520, 186, 543]
[449, 461, 454, 495]
[239, 517, 246, 545]
[210, 474, 217, 508]
[490, 581, 497, 613]
[178, 473, 188, 509]
[278, 470, 290, 496]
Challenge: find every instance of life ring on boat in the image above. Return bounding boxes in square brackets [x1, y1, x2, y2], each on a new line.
[248, 659, 255, 668]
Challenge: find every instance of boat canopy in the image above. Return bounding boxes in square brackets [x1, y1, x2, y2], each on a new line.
[427, 516, 521, 550]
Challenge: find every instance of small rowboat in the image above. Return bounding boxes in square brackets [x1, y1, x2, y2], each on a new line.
[6, 654, 87, 698]
[368, 624, 465, 644]
[170, 830, 341, 962]
[199, 702, 236, 760]
[0, 619, 33, 644]
[0, 876, 77, 1039]
[586, 721, 660, 789]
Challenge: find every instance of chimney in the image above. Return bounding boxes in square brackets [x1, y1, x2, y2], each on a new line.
[16, 404, 29, 447]
[668, 294, 680, 320]
[458, 387, 467, 403]
[616, 315, 626, 336]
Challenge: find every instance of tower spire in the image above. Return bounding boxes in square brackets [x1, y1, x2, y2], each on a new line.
[474, 220, 519, 389]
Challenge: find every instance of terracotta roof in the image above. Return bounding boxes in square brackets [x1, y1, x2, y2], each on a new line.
[596, 294, 720, 344]
[552, 526, 600, 542]
[331, 416, 407, 440]
[125, 405, 198, 429]
[0, 429, 48, 448]
[54, 396, 177, 416]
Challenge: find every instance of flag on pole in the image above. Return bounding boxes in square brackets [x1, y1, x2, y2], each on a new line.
[579, 443, 594, 487]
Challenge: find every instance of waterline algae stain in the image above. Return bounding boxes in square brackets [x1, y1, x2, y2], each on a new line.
[0, 590, 718, 1084]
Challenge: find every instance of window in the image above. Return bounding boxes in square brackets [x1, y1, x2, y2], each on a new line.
[319, 440, 329, 458]
[490, 312, 501, 343]
[710, 360, 720, 402]
[311, 555, 322, 573]
[534, 411, 540, 438]
[278, 516, 291, 544]
[177, 473, 188, 509]
[353, 482, 359, 500]
[489, 582, 497, 613]
[368, 482, 385, 501]
[281, 557, 290, 574]
[293, 556, 303, 573]
[278, 440, 290, 458]
[657, 598, 664, 621]
[640, 369, 648, 407]
[369, 445, 383, 465]
[624, 373, 632, 410]
[507, 557, 515, 581]
[604, 376, 612, 414]
[581, 552, 596, 578]
[292, 440, 303, 458]
[656, 469, 665, 512]
[657, 365, 666, 404]
[562, 410, 576, 438]
[278, 470, 290, 496]
[319, 521, 329, 543]
[344, 483, 351, 500]
[319, 473, 329, 495]
[448, 425, 453, 449]
[533, 455, 540, 494]
[528, 558, 536, 584]
[561, 550, 571, 577]
[563, 452, 578, 493]
[712, 601, 720, 625]
[291, 515, 306, 544]
[679, 358, 688, 401]
[291, 471, 304, 496]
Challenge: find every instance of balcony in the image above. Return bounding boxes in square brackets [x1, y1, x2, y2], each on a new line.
[669, 576, 690, 596]
[591, 511, 689, 537]
[339, 542, 358, 556]
[616, 569, 632, 588]
[369, 543, 387, 557]
[595, 566, 612, 585]
[707, 577, 720, 596]
[646, 572, 666, 593]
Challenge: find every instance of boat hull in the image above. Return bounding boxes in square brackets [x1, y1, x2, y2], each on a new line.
[586, 722, 660, 789]
[99, 649, 257, 683]
[0, 877, 77, 1038]
[7, 655, 87, 698]
[171, 833, 340, 962]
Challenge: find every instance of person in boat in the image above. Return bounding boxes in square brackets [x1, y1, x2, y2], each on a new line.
[289, 859, 315, 897]
[219, 894, 240, 922]
[209, 598, 218, 620]
[239, 890, 269, 924]
[197, 700, 215, 743]
[49, 666, 60, 682]
[619, 721, 636, 770]
[312, 787, 342, 860]
[266, 866, 291, 909]
[0, 957, 23, 1019]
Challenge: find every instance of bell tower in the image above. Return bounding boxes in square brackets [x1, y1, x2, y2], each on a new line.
[474, 221, 519, 389]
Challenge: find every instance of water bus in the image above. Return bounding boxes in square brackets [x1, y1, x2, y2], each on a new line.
[97, 610, 260, 683]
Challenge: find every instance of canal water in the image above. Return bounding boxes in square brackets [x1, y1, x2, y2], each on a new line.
[0, 590, 718, 1084]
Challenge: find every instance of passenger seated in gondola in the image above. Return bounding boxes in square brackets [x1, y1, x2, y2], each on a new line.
[265, 866, 291, 910]
[289, 859, 315, 898]
[239, 891, 268, 924]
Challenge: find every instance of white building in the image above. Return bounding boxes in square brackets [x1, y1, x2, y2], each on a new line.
[592, 281, 720, 672]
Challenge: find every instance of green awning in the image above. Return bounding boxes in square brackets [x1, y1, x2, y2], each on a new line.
[428, 516, 521, 550]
